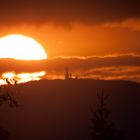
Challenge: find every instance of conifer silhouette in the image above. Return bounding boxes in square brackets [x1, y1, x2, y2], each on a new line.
[91, 89, 124, 140]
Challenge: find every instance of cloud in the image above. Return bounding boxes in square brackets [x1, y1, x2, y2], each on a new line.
[0, 0, 140, 26]
[1, 54, 140, 82]
[104, 19, 140, 31]
[45, 54, 140, 71]
[81, 66, 140, 81]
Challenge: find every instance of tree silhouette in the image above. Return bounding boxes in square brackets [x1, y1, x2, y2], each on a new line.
[0, 78, 21, 108]
[91, 89, 124, 140]
[0, 78, 21, 140]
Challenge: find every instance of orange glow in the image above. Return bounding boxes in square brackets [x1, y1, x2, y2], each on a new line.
[0, 23, 140, 58]
[0, 34, 47, 60]
[2, 72, 16, 79]
[0, 71, 46, 85]
[17, 71, 46, 83]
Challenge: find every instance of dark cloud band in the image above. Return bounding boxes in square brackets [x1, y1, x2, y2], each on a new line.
[0, 54, 140, 73]
[0, 0, 140, 26]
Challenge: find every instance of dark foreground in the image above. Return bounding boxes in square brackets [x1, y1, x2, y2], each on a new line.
[0, 79, 140, 140]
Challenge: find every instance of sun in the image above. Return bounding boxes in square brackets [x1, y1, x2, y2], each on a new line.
[0, 34, 47, 60]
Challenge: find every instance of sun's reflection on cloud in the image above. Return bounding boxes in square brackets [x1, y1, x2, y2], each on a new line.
[17, 71, 46, 83]
[2, 72, 16, 79]
[0, 71, 46, 85]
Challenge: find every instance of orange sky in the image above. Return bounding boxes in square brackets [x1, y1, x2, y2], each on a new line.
[0, 0, 140, 82]
[0, 21, 140, 58]
[0, 0, 139, 58]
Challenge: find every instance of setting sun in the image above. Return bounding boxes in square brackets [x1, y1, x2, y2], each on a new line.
[0, 34, 47, 60]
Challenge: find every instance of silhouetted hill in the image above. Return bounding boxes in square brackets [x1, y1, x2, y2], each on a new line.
[0, 79, 140, 140]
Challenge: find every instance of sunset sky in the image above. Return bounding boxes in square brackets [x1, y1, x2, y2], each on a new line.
[0, 0, 140, 82]
[1, 2, 140, 140]
[0, 0, 139, 57]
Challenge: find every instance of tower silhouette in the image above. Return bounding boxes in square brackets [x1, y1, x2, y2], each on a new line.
[65, 67, 70, 80]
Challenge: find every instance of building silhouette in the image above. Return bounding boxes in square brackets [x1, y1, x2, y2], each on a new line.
[64, 67, 71, 80]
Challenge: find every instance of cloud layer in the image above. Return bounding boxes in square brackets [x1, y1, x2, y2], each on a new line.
[0, 54, 140, 82]
[0, 0, 140, 26]
[104, 19, 140, 31]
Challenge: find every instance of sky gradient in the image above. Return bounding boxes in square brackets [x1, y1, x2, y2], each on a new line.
[0, 0, 139, 58]
[0, 0, 140, 82]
